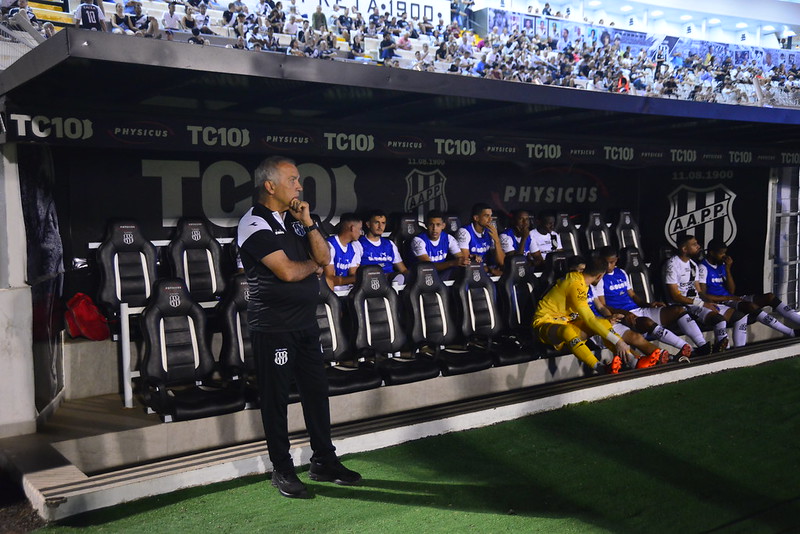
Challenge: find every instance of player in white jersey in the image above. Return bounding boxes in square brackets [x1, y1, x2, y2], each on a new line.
[663, 235, 729, 353]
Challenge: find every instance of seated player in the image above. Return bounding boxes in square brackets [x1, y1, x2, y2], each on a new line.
[324, 213, 362, 292]
[499, 209, 533, 257]
[663, 235, 730, 353]
[594, 246, 697, 359]
[358, 210, 408, 285]
[410, 209, 468, 280]
[570, 256, 670, 369]
[699, 239, 800, 342]
[527, 210, 562, 268]
[533, 255, 632, 374]
[457, 203, 505, 276]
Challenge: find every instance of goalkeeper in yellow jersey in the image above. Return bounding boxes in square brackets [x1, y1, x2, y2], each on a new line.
[533, 255, 631, 374]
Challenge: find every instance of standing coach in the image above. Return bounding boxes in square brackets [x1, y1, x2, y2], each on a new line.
[237, 156, 361, 498]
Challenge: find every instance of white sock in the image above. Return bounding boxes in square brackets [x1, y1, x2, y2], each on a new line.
[652, 325, 687, 351]
[677, 314, 706, 346]
[732, 316, 748, 347]
[774, 302, 800, 326]
[714, 321, 728, 343]
[756, 311, 794, 336]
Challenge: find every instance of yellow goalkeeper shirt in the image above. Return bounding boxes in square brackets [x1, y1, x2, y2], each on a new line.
[533, 271, 615, 338]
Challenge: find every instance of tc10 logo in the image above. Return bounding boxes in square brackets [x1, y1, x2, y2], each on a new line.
[10, 114, 93, 140]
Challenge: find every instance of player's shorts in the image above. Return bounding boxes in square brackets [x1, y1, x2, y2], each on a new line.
[686, 303, 731, 321]
[534, 317, 613, 349]
[627, 307, 663, 323]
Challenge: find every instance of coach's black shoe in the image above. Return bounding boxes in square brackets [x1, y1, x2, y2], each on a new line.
[271, 470, 309, 498]
[693, 342, 712, 357]
[712, 337, 729, 353]
[309, 459, 362, 486]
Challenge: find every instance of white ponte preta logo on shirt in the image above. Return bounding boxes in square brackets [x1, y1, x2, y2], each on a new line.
[274, 348, 288, 366]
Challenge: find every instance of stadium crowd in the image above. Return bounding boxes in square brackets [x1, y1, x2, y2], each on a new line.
[3, 0, 797, 108]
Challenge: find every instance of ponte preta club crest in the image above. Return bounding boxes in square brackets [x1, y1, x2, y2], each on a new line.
[404, 168, 448, 216]
[665, 184, 737, 248]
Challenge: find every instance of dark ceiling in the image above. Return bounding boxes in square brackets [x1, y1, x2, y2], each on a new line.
[2, 28, 800, 148]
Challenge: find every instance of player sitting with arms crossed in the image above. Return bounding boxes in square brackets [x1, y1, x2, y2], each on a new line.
[699, 239, 800, 343]
[570, 256, 671, 370]
[594, 246, 696, 359]
[410, 210, 468, 280]
[663, 235, 730, 354]
[533, 255, 632, 374]
[358, 210, 408, 285]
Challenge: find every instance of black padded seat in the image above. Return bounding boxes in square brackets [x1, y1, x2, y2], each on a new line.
[403, 262, 493, 376]
[451, 264, 503, 363]
[316, 277, 383, 395]
[96, 220, 158, 314]
[218, 273, 258, 407]
[495, 256, 545, 365]
[537, 250, 569, 298]
[619, 247, 655, 304]
[389, 214, 425, 266]
[349, 265, 440, 385]
[556, 212, 581, 257]
[614, 210, 644, 258]
[584, 211, 612, 254]
[140, 279, 245, 422]
[167, 218, 226, 302]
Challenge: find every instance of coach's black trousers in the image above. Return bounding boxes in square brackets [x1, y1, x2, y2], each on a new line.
[251, 326, 337, 473]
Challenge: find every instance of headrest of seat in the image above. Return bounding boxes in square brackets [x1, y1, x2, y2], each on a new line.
[556, 213, 573, 229]
[501, 255, 530, 281]
[619, 247, 643, 271]
[353, 265, 390, 297]
[456, 263, 491, 287]
[587, 212, 605, 229]
[445, 216, 460, 234]
[174, 218, 215, 248]
[408, 262, 444, 292]
[618, 210, 636, 227]
[147, 279, 197, 315]
[104, 221, 150, 252]
[391, 215, 422, 241]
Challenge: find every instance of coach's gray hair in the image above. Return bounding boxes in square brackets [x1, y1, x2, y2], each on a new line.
[254, 156, 296, 200]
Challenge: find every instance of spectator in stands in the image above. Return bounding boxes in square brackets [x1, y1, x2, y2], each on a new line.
[296, 18, 311, 42]
[247, 23, 269, 50]
[109, 1, 134, 34]
[379, 31, 396, 61]
[237, 156, 360, 499]
[593, 246, 697, 359]
[316, 38, 336, 59]
[534, 255, 630, 374]
[194, 3, 215, 35]
[358, 210, 408, 284]
[499, 209, 532, 257]
[698, 239, 800, 342]
[73, 0, 106, 31]
[182, 5, 196, 31]
[527, 211, 562, 268]
[664, 235, 730, 354]
[187, 26, 207, 44]
[542, 2, 552, 16]
[457, 203, 504, 276]
[232, 12, 248, 38]
[129, 1, 158, 37]
[160, 1, 183, 33]
[283, 14, 299, 36]
[349, 33, 365, 59]
[8, 0, 39, 30]
[311, 5, 326, 31]
[327, 4, 339, 32]
[336, 6, 352, 34]
[42, 21, 55, 37]
[221, 2, 236, 27]
[324, 213, 362, 291]
[286, 37, 304, 56]
[267, 0, 284, 33]
[396, 31, 412, 50]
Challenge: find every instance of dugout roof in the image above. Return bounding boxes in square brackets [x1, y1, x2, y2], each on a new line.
[1, 28, 800, 157]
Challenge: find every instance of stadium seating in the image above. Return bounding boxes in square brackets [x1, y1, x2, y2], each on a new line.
[619, 247, 655, 305]
[614, 210, 643, 258]
[451, 263, 503, 353]
[537, 250, 569, 298]
[218, 273, 257, 406]
[402, 262, 493, 375]
[96, 220, 158, 315]
[584, 211, 612, 253]
[555, 212, 581, 257]
[139, 279, 246, 422]
[167, 218, 226, 302]
[389, 213, 425, 265]
[348, 265, 440, 385]
[316, 276, 383, 394]
[494, 255, 543, 365]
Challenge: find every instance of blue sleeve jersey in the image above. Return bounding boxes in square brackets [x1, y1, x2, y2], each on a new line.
[358, 235, 399, 273]
[595, 268, 638, 311]
[699, 259, 731, 297]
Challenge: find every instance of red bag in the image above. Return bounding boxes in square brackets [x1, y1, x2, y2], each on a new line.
[65, 293, 111, 341]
